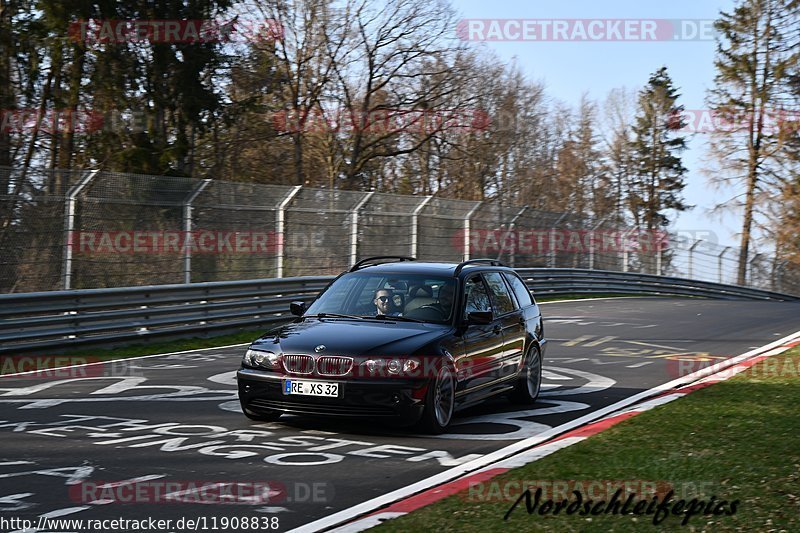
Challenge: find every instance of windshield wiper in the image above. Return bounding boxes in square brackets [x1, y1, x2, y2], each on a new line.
[367, 314, 423, 323]
[304, 313, 364, 320]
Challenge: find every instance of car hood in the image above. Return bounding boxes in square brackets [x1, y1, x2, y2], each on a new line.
[251, 318, 451, 357]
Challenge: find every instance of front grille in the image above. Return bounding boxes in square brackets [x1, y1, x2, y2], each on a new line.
[250, 398, 396, 417]
[282, 354, 314, 374]
[317, 356, 353, 376]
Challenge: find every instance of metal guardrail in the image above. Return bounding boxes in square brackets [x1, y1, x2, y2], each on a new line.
[517, 268, 800, 302]
[0, 269, 797, 355]
[0, 276, 332, 354]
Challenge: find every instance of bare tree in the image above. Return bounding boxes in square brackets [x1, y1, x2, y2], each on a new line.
[706, 0, 798, 284]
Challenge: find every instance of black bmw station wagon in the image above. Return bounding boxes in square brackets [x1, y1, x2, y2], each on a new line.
[237, 257, 546, 433]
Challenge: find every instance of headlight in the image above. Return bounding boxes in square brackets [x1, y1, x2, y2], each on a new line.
[403, 359, 420, 372]
[243, 349, 280, 370]
[364, 359, 385, 374]
[362, 357, 420, 377]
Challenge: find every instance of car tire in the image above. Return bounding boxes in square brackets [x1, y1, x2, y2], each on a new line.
[241, 403, 283, 422]
[510, 345, 542, 404]
[419, 366, 455, 434]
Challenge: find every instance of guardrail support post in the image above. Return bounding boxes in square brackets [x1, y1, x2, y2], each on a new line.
[62, 169, 99, 290]
[350, 191, 375, 266]
[183, 179, 212, 284]
[410, 195, 433, 258]
[276, 185, 302, 278]
[463, 201, 482, 261]
[718, 246, 731, 284]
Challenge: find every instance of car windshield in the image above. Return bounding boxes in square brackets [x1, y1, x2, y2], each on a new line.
[305, 272, 457, 324]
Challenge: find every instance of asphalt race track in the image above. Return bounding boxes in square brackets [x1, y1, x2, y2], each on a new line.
[2, 297, 799, 532]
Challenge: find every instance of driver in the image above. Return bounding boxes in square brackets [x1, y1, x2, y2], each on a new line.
[374, 288, 402, 316]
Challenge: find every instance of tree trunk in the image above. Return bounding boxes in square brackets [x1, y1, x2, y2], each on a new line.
[737, 166, 758, 285]
[58, 43, 86, 174]
[0, 0, 12, 173]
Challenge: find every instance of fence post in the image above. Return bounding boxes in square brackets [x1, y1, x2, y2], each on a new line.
[505, 206, 528, 267]
[622, 228, 637, 273]
[775, 260, 788, 293]
[276, 186, 302, 278]
[463, 201, 482, 261]
[549, 213, 567, 268]
[350, 191, 375, 266]
[62, 169, 99, 290]
[717, 246, 731, 284]
[688, 239, 702, 279]
[182, 179, 212, 284]
[748, 253, 762, 287]
[588, 216, 607, 270]
[655, 235, 663, 276]
[410, 195, 433, 258]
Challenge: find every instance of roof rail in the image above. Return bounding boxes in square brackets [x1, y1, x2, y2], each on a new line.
[350, 256, 417, 272]
[454, 258, 507, 276]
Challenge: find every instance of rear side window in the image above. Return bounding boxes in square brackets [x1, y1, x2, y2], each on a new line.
[483, 272, 516, 315]
[503, 273, 533, 307]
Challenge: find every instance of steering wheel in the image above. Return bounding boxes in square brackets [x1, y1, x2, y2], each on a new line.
[417, 304, 447, 320]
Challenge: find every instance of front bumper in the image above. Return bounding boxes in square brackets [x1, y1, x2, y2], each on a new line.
[237, 368, 427, 424]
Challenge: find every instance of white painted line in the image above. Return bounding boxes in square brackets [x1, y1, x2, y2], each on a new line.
[605, 393, 686, 416]
[331, 513, 406, 533]
[478, 436, 584, 471]
[96, 474, 165, 489]
[539, 296, 646, 305]
[288, 328, 800, 533]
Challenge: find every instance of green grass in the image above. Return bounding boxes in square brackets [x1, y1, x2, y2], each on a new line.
[372, 348, 800, 532]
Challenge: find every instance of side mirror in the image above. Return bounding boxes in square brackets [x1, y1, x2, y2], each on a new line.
[289, 301, 307, 316]
[467, 311, 493, 325]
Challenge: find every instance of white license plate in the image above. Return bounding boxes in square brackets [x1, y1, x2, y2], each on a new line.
[283, 379, 339, 397]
